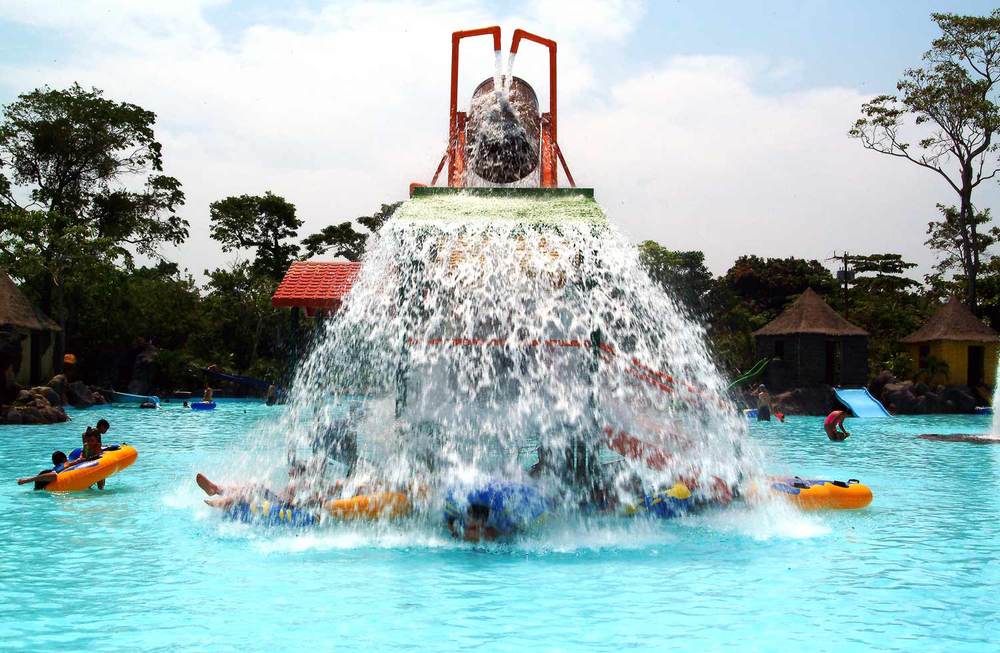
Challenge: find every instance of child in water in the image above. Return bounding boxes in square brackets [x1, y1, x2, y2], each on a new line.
[824, 410, 850, 441]
[16, 451, 70, 489]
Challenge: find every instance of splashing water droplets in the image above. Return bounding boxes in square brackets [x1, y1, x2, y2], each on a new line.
[271, 192, 766, 536]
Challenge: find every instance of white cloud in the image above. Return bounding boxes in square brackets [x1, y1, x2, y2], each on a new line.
[0, 0, 989, 279]
[562, 55, 998, 275]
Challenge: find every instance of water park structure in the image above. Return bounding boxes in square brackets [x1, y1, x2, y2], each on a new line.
[254, 26, 875, 535]
[8, 10, 1000, 652]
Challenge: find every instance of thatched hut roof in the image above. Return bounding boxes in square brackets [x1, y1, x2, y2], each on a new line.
[900, 297, 997, 344]
[0, 270, 60, 331]
[752, 288, 868, 337]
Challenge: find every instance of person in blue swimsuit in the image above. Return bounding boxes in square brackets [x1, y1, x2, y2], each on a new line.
[67, 422, 110, 489]
[16, 451, 72, 489]
[68, 419, 110, 462]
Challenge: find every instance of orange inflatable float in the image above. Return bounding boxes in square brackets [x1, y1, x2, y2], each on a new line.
[44, 445, 138, 492]
[771, 477, 872, 510]
[324, 492, 411, 520]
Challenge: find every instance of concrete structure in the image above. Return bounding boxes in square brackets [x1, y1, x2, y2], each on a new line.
[900, 297, 998, 387]
[753, 288, 869, 389]
[0, 271, 61, 386]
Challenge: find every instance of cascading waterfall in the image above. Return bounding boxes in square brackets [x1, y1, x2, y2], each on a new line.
[226, 43, 771, 538]
[266, 191, 765, 530]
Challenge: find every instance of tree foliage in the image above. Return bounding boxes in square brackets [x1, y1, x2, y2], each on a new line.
[850, 10, 1000, 307]
[637, 241, 714, 317]
[209, 192, 302, 281]
[722, 255, 835, 318]
[836, 253, 927, 375]
[925, 204, 1000, 285]
[302, 202, 401, 261]
[0, 84, 187, 341]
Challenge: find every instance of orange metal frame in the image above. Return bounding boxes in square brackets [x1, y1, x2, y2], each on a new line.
[427, 26, 573, 190]
[447, 26, 501, 187]
[510, 29, 558, 187]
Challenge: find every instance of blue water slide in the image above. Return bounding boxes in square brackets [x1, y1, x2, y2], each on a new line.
[834, 387, 891, 418]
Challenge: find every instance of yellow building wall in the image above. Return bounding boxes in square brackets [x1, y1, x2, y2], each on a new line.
[904, 340, 998, 386]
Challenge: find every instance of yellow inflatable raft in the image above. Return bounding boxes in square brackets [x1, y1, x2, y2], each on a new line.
[325, 491, 411, 520]
[771, 477, 872, 510]
[45, 444, 138, 492]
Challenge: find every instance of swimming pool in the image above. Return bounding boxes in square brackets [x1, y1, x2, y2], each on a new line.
[1, 403, 996, 652]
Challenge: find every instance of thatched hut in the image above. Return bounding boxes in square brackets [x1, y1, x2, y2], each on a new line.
[753, 288, 869, 389]
[0, 271, 61, 386]
[900, 297, 998, 387]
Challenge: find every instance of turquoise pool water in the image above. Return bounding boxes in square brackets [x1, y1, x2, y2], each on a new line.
[1, 404, 997, 652]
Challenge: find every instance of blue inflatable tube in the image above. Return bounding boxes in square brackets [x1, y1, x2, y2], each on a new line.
[224, 500, 319, 527]
[191, 401, 216, 411]
[622, 483, 697, 519]
[639, 489, 692, 519]
[444, 482, 548, 535]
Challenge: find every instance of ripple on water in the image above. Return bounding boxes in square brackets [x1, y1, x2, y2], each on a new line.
[1, 407, 999, 652]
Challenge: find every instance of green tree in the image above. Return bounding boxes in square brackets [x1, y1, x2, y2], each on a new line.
[0, 85, 188, 359]
[302, 202, 401, 260]
[70, 263, 202, 380]
[722, 255, 835, 319]
[838, 253, 927, 377]
[924, 205, 1000, 305]
[209, 192, 302, 281]
[970, 256, 1000, 329]
[191, 262, 284, 372]
[637, 241, 714, 317]
[849, 10, 1000, 308]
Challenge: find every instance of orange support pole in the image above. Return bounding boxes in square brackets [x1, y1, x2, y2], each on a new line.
[448, 26, 502, 187]
[540, 113, 555, 188]
[510, 29, 558, 186]
[450, 112, 467, 187]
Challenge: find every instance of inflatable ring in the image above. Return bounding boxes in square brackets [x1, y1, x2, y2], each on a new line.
[44, 444, 138, 492]
[225, 500, 319, 527]
[771, 477, 872, 510]
[191, 401, 216, 411]
[444, 483, 548, 535]
[624, 483, 694, 519]
[325, 492, 411, 520]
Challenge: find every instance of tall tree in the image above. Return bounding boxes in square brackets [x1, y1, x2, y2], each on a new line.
[849, 10, 1000, 308]
[925, 204, 1000, 299]
[0, 84, 188, 362]
[193, 261, 282, 372]
[209, 192, 302, 281]
[722, 255, 835, 318]
[840, 253, 926, 376]
[302, 202, 401, 261]
[637, 241, 714, 317]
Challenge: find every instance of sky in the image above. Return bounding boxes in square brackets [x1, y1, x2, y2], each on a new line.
[1, 0, 997, 279]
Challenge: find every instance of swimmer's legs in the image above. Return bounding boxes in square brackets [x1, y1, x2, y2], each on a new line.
[196, 473, 224, 496]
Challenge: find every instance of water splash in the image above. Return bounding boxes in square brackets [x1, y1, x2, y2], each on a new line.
[504, 52, 516, 93]
[265, 191, 767, 537]
[465, 77, 539, 185]
[493, 50, 504, 99]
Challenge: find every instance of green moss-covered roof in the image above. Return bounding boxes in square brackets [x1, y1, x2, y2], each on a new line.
[395, 188, 606, 224]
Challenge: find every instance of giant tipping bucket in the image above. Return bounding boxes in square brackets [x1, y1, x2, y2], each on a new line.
[417, 26, 575, 191]
[467, 76, 540, 183]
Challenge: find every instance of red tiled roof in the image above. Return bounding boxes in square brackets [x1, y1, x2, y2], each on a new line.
[271, 261, 362, 313]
